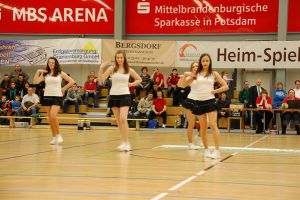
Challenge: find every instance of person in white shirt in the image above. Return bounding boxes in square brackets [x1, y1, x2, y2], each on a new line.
[294, 80, 300, 98]
[180, 53, 228, 159]
[33, 57, 75, 145]
[18, 87, 39, 116]
[98, 50, 141, 152]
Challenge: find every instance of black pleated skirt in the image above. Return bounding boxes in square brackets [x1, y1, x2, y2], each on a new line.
[108, 94, 131, 108]
[182, 98, 216, 115]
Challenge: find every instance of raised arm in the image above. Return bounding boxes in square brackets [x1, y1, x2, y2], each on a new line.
[33, 69, 47, 84]
[98, 61, 113, 84]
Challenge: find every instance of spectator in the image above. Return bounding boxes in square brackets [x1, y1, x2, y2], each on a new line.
[134, 92, 153, 118]
[63, 83, 82, 113]
[0, 74, 11, 96]
[34, 81, 45, 105]
[273, 82, 287, 109]
[0, 95, 10, 125]
[294, 80, 300, 98]
[10, 95, 22, 116]
[281, 89, 300, 135]
[15, 74, 26, 92]
[7, 82, 20, 101]
[20, 82, 30, 98]
[135, 67, 152, 97]
[215, 92, 230, 118]
[10, 64, 29, 82]
[84, 75, 97, 107]
[255, 90, 273, 134]
[167, 68, 180, 98]
[18, 87, 39, 117]
[239, 81, 250, 126]
[248, 79, 265, 129]
[149, 90, 167, 128]
[151, 68, 164, 90]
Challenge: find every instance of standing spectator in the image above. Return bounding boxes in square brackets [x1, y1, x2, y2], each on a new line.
[149, 90, 167, 128]
[281, 89, 300, 135]
[0, 74, 11, 96]
[84, 75, 97, 107]
[273, 82, 287, 109]
[248, 79, 265, 129]
[255, 90, 273, 134]
[63, 83, 82, 113]
[151, 68, 164, 90]
[167, 68, 180, 98]
[18, 87, 40, 117]
[239, 81, 250, 126]
[10, 95, 22, 116]
[135, 67, 152, 97]
[0, 95, 10, 125]
[134, 92, 153, 118]
[10, 64, 29, 82]
[7, 82, 20, 101]
[294, 80, 300, 98]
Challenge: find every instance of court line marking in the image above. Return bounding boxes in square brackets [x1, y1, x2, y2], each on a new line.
[150, 135, 269, 200]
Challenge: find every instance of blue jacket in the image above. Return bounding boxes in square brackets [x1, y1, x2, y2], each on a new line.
[273, 89, 287, 108]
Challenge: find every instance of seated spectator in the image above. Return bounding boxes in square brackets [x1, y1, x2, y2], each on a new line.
[34, 81, 45, 105]
[149, 90, 167, 128]
[0, 95, 10, 125]
[0, 74, 11, 96]
[84, 75, 97, 107]
[10, 95, 22, 116]
[17, 87, 39, 117]
[151, 68, 164, 91]
[16, 74, 26, 92]
[135, 67, 152, 97]
[255, 90, 273, 134]
[273, 82, 287, 109]
[10, 63, 29, 82]
[281, 89, 300, 135]
[134, 92, 153, 118]
[167, 68, 180, 98]
[20, 82, 30, 98]
[63, 83, 82, 113]
[7, 82, 20, 101]
[216, 92, 230, 118]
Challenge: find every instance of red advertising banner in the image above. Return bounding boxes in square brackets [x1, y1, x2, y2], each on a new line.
[126, 0, 279, 34]
[288, 0, 300, 32]
[0, 0, 114, 34]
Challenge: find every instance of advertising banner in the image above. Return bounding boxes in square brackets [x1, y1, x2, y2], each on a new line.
[102, 39, 176, 67]
[288, 0, 300, 33]
[0, 38, 101, 66]
[126, 0, 279, 34]
[0, 0, 114, 34]
[176, 41, 300, 69]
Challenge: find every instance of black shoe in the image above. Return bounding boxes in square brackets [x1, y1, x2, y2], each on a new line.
[256, 129, 263, 134]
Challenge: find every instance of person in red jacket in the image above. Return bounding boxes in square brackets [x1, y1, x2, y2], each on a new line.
[84, 75, 97, 107]
[149, 90, 167, 128]
[255, 90, 273, 134]
[167, 68, 180, 98]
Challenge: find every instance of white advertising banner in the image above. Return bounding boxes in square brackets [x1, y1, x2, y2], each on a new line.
[176, 41, 300, 69]
[0, 38, 101, 66]
[102, 39, 176, 67]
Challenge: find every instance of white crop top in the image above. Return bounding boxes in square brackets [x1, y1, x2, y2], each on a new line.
[188, 73, 215, 101]
[109, 72, 130, 95]
[44, 74, 63, 97]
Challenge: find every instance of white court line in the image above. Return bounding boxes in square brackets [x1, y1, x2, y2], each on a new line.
[150, 135, 269, 200]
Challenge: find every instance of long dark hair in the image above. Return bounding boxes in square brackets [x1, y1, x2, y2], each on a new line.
[113, 50, 129, 74]
[196, 53, 213, 77]
[45, 57, 61, 77]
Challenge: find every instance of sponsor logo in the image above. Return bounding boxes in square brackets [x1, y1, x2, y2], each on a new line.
[137, 0, 150, 14]
[179, 44, 197, 57]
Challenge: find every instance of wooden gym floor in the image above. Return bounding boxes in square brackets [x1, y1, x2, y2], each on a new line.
[0, 126, 299, 200]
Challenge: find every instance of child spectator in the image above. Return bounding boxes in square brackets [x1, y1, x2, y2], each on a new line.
[149, 90, 167, 128]
[0, 95, 10, 125]
[167, 68, 180, 98]
[84, 75, 97, 107]
[10, 95, 22, 116]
